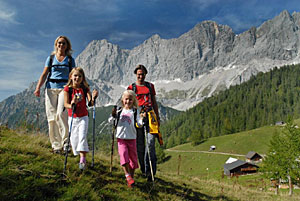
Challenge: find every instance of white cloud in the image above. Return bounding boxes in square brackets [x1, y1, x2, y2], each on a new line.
[189, 0, 221, 10]
[109, 31, 148, 43]
[0, 39, 45, 92]
[64, 0, 120, 14]
[213, 14, 252, 33]
[0, 1, 18, 24]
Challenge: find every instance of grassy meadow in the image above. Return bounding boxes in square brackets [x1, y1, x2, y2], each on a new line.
[170, 125, 282, 154]
[1, 125, 299, 200]
[157, 124, 300, 199]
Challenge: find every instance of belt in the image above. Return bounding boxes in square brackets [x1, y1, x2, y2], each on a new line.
[48, 79, 68, 83]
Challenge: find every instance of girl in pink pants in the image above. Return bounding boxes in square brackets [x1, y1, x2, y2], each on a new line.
[109, 90, 145, 187]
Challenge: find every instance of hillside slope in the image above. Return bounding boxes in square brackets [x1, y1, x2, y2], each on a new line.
[0, 126, 203, 200]
[170, 125, 281, 155]
[160, 125, 279, 179]
[161, 64, 300, 148]
[1, 126, 298, 201]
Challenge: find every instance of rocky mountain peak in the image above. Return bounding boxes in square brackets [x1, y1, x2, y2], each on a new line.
[2, 10, 300, 129]
[73, 10, 300, 110]
[278, 9, 292, 19]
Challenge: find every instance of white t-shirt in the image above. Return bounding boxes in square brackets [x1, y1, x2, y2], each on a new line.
[109, 108, 143, 139]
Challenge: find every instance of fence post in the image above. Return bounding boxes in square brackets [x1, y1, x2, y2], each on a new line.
[177, 154, 181, 175]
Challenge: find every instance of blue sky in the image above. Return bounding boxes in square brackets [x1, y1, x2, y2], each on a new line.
[1, 0, 300, 101]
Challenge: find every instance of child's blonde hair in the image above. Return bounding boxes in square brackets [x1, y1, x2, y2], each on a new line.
[65, 67, 89, 90]
[121, 90, 138, 108]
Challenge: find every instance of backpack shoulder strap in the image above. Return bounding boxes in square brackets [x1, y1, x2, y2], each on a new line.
[68, 56, 73, 72]
[68, 87, 73, 102]
[133, 108, 137, 126]
[49, 54, 54, 67]
[46, 55, 55, 84]
[144, 81, 153, 96]
[115, 107, 123, 128]
[81, 85, 88, 99]
[131, 83, 137, 93]
[131, 82, 153, 96]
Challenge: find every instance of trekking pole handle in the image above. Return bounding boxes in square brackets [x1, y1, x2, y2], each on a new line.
[71, 103, 76, 112]
[112, 105, 117, 117]
[111, 105, 119, 129]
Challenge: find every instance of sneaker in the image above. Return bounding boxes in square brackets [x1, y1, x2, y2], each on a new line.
[79, 162, 86, 170]
[126, 175, 135, 187]
[63, 144, 71, 153]
[52, 149, 61, 154]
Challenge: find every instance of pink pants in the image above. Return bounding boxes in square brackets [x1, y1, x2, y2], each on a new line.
[117, 139, 139, 169]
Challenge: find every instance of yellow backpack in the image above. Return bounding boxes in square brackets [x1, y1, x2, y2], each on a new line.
[147, 109, 163, 145]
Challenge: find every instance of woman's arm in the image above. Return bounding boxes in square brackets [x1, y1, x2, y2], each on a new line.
[34, 67, 49, 97]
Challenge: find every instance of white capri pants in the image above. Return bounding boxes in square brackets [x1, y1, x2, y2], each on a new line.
[68, 115, 89, 156]
[45, 88, 68, 150]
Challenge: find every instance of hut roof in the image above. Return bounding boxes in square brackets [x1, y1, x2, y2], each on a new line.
[224, 159, 259, 171]
[246, 151, 261, 159]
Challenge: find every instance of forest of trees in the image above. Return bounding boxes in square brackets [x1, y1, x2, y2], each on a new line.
[160, 64, 300, 148]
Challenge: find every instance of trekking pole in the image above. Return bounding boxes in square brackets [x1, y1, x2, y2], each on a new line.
[91, 99, 96, 168]
[63, 103, 76, 177]
[110, 105, 117, 173]
[144, 113, 155, 183]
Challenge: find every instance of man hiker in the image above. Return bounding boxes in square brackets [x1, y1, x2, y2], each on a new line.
[127, 64, 160, 181]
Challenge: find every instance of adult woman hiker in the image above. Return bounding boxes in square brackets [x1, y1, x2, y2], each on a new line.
[34, 35, 75, 154]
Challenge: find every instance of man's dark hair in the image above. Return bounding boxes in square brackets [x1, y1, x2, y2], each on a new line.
[134, 64, 148, 74]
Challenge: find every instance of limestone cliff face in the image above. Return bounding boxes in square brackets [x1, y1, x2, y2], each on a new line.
[72, 10, 300, 110]
[1, 10, 300, 127]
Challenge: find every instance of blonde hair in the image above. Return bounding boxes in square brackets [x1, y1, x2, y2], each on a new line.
[65, 67, 89, 90]
[121, 90, 138, 108]
[51, 35, 73, 56]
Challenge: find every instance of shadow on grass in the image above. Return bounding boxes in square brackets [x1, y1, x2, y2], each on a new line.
[0, 158, 234, 201]
[162, 155, 171, 163]
[135, 177, 234, 201]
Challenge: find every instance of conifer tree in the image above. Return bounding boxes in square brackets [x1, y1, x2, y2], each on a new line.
[261, 118, 300, 195]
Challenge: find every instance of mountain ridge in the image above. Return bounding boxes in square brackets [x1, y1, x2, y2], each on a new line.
[73, 10, 300, 110]
[1, 9, 300, 128]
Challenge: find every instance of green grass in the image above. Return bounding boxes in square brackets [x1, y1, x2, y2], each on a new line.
[159, 151, 233, 179]
[160, 125, 279, 180]
[171, 125, 282, 155]
[1, 126, 299, 200]
[157, 123, 300, 200]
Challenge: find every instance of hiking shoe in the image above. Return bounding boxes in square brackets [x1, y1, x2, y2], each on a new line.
[147, 175, 154, 182]
[53, 149, 61, 154]
[126, 175, 135, 187]
[79, 162, 86, 170]
[63, 144, 71, 153]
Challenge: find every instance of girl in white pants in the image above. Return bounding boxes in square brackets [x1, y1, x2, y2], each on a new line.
[64, 67, 98, 170]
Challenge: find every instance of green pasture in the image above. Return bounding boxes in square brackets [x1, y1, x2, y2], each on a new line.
[171, 125, 283, 155]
